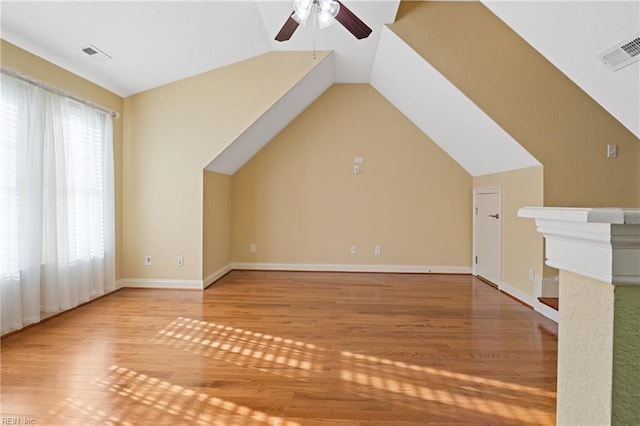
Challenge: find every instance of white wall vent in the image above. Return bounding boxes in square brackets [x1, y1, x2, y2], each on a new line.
[598, 33, 640, 71]
[80, 44, 112, 62]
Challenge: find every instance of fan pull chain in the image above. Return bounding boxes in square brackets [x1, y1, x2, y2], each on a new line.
[312, 2, 318, 63]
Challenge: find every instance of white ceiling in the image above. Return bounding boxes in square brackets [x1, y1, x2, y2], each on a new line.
[371, 26, 540, 176]
[206, 51, 335, 174]
[483, 1, 640, 138]
[1, 1, 637, 176]
[257, 1, 399, 83]
[0, 1, 399, 97]
[1, 1, 274, 96]
[1, 1, 637, 138]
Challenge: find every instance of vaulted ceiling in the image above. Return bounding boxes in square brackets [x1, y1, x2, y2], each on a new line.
[0, 1, 399, 96]
[2, 0, 638, 173]
[484, 1, 639, 140]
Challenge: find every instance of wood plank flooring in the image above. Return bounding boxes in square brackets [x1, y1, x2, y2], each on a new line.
[1, 271, 558, 425]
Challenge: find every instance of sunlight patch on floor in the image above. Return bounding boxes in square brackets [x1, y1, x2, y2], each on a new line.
[88, 365, 299, 426]
[341, 350, 554, 424]
[48, 397, 135, 426]
[341, 350, 555, 398]
[151, 316, 555, 424]
[153, 317, 319, 378]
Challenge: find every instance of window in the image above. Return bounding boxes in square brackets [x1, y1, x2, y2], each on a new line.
[41, 99, 107, 266]
[1, 71, 115, 335]
[0, 80, 23, 281]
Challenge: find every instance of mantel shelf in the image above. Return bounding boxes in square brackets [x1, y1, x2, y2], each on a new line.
[518, 207, 640, 285]
[518, 207, 640, 224]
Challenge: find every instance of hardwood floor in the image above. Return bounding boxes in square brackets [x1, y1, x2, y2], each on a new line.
[1, 271, 558, 425]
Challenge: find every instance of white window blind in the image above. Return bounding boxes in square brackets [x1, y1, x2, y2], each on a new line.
[1, 71, 115, 335]
[0, 79, 26, 282]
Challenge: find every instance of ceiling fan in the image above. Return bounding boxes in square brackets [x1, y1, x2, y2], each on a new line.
[275, 0, 372, 42]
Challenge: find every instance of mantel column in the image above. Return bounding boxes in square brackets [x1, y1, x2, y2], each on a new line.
[518, 207, 640, 426]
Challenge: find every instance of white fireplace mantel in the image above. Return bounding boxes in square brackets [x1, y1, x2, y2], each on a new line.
[518, 207, 640, 285]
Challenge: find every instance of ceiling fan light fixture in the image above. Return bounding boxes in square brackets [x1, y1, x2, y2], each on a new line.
[292, 0, 312, 26]
[292, 0, 339, 29]
[318, 0, 340, 29]
[276, 0, 371, 42]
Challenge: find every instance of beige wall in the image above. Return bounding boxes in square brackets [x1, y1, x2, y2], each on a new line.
[122, 51, 328, 281]
[391, 1, 640, 207]
[203, 171, 232, 279]
[557, 271, 614, 425]
[232, 84, 472, 267]
[556, 272, 639, 424]
[1, 40, 125, 279]
[474, 166, 544, 295]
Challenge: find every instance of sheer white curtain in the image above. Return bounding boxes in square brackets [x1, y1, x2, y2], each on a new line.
[1, 77, 42, 333]
[1, 72, 115, 335]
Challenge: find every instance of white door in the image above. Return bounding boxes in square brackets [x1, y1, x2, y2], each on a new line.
[474, 188, 502, 285]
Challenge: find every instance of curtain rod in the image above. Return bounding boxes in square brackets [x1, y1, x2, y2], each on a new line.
[1, 67, 120, 119]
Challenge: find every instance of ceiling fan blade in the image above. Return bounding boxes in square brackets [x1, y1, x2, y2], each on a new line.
[335, 1, 372, 40]
[275, 12, 299, 42]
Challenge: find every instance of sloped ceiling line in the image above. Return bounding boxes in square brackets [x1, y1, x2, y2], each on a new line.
[483, 1, 640, 138]
[207, 26, 542, 177]
[205, 52, 335, 175]
[1, 1, 636, 137]
[370, 26, 540, 177]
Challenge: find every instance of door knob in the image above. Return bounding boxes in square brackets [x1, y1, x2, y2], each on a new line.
[489, 214, 499, 219]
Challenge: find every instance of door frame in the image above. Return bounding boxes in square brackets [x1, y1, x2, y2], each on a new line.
[473, 186, 502, 282]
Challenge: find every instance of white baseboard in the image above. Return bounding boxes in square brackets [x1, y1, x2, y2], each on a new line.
[501, 278, 559, 323]
[117, 278, 203, 290]
[231, 262, 471, 274]
[203, 264, 233, 288]
[115, 264, 470, 291]
[499, 280, 536, 307]
[532, 274, 559, 322]
[501, 277, 559, 323]
[534, 302, 559, 322]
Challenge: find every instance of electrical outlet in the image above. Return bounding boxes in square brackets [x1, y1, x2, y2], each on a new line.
[353, 164, 360, 174]
[177, 256, 184, 267]
[249, 243, 256, 253]
[374, 245, 381, 255]
[350, 244, 357, 255]
[528, 268, 535, 282]
[607, 144, 617, 158]
[144, 255, 152, 266]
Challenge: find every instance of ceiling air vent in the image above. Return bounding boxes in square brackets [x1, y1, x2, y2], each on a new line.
[598, 33, 640, 71]
[80, 44, 112, 62]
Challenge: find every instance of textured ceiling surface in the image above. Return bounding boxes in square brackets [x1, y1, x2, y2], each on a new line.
[0, 1, 399, 97]
[2, 1, 637, 138]
[484, 1, 640, 137]
[1, 0, 637, 168]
